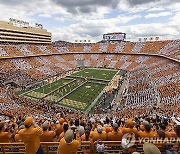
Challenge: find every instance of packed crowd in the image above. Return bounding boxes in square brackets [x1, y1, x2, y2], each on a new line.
[0, 39, 179, 60]
[0, 58, 178, 114]
[0, 105, 180, 153]
[0, 42, 179, 85]
[0, 41, 179, 153]
[0, 52, 178, 116]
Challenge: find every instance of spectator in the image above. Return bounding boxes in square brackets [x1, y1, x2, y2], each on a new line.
[0, 122, 11, 142]
[174, 125, 180, 137]
[143, 143, 161, 154]
[138, 121, 156, 138]
[107, 123, 122, 141]
[90, 126, 106, 142]
[39, 121, 55, 142]
[14, 125, 25, 142]
[75, 119, 85, 135]
[57, 122, 69, 141]
[56, 118, 65, 136]
[122, 118, 138, 136]
[18, 117, 44, 154]
[81, 128, 91, 141]
[57, 129, 81, 154]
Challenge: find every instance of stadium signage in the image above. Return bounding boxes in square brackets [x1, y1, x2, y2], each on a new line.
[103, 32, 126, 41]
[138, 137, 180, 144]
[9, 18, 43, 29]
[122, 133, 180, 148]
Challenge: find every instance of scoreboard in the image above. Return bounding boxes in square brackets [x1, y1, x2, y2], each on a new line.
[103, 32, 126, 41]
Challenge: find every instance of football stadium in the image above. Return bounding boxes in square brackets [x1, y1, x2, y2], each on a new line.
[0, 0, 180, 154]
[19, 68, 121, 113]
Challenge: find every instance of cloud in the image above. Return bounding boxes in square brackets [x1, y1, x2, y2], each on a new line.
[147, 7, 165, 12]
[119, 0, 180, 13]
[117, 11, 180, 40]
[145, 11, 172, 18]
[50, 14, 141, 41]
[0, 0, 67, 21]
[126, 0, 161, 6]
[168, 12, 180, 33]
[0, 0, 26, 6]
[126, 0, 179, 7]
[126, 23, 178, 37]
[38, 14, 52, 18]
[167, 2, 180, 12]
[54, 17, 65, 22]
[51, 10, 180, 42]
[0, 0, 179, 42]
[53, 0, 118, 14]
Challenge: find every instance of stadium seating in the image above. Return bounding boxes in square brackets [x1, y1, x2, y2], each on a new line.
[0, 141, 91, 154]
[0, 40, 179, 153]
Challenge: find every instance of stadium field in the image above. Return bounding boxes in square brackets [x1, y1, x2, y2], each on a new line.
[71, 68, 118, 80]
[34, 78, 73, 94]
[60, 82, 106, 111]
[19, 68, 119, 113]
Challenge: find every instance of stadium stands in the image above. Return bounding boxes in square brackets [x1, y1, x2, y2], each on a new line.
[0, 40, 179, 153]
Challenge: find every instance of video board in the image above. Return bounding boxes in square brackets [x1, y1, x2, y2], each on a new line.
[103, 33, 126, 41]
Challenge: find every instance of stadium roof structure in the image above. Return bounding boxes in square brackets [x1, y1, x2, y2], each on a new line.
[0, 20, 52, 44]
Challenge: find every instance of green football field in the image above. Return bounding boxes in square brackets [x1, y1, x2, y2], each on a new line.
[19, 68, 119, 113]
[72, 68, 117, 80]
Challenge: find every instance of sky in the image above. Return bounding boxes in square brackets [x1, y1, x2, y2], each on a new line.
[0, 0, 180, 42]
